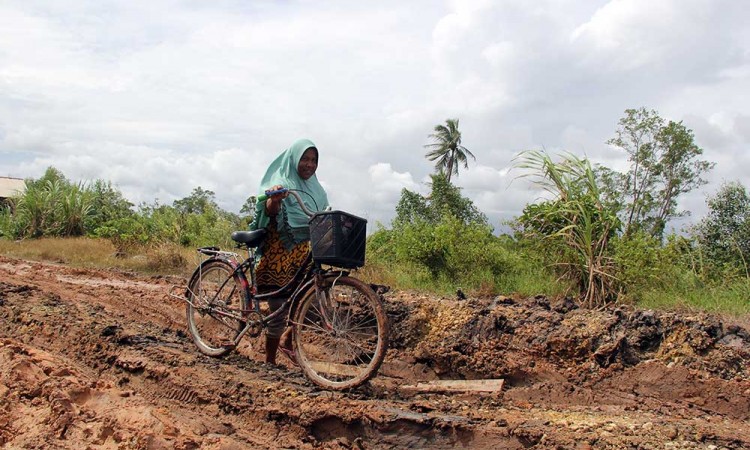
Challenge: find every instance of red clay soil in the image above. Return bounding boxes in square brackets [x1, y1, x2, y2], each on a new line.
[1, 254, 749, 449]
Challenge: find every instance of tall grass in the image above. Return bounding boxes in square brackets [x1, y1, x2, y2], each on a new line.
[0, 237, 196, 276]
[360, 258, 563, 298]
[0, 235, 562, 299]
[515, 150, 621, 307]
[638, 281, 750, 316]
[1, 237, 748, 318]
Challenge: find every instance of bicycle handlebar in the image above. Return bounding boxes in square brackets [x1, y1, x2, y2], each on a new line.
[257, 188, 316, 218]
[257, 188, 287, 201]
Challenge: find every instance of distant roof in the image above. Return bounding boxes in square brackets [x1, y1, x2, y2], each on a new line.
[0, 177, 25, 198]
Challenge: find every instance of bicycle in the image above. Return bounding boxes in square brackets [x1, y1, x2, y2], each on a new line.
[170, 189, 389, 390]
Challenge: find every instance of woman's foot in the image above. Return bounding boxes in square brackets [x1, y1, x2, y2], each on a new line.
[278, 329, 298, 365]
[278, 345, 298, 366]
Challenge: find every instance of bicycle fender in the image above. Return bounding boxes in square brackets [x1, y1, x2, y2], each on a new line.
[186, 258, 249, 298]
[322, 270, 348, 279]
[286, 270, 350, 321]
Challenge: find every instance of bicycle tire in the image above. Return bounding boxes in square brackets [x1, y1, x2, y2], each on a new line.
[292, 276, 389, 390]
[186, 259, 247, 357]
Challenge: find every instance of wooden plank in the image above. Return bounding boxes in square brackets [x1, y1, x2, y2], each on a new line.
[308, 360, 362, 377]
[399, 379, 504, 393]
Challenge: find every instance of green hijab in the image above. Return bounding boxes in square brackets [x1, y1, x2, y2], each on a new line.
[250, 138, 329, 247]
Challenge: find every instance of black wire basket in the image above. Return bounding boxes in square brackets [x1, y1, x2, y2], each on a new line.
[309, 211, 367, 268]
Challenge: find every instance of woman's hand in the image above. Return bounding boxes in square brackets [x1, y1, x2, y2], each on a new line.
[265, 184, 288, 217]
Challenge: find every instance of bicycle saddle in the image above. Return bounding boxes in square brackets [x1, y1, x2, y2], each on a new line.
[231, 229, 267, 248]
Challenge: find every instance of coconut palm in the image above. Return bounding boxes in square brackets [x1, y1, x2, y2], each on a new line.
[424, 118, 475, 183]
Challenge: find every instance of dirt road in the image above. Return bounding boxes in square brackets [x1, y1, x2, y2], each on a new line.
[1, 254, 749, 449]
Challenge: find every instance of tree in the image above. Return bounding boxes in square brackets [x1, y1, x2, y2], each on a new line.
[394, 189, 433, 225]
[240, 195, 257, 223]
[367, 174, 493, 282]
[173, 187, 218, 215]
[605, 108, 714, 238]
[424, 118, 475, 183]
[87, 180, 134, 230]
[606, 108, 663, 236]
[394, 174, 488, 228]
[694, 181, 750, 276]
[593, 165, 626, 214]
[651, 120, 714, 237]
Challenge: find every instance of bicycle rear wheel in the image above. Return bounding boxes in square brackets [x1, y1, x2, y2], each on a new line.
[186, 260, 247, 357]
[292, 276, 389, 390]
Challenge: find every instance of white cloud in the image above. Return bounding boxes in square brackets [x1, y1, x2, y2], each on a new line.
[358, 162, 420, 225]
[1, 0, 749, 233]
[456, 165, 510, 191]
[571, 0, 743, 77]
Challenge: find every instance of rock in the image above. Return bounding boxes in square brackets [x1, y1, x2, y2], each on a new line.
[552, 296, 578, 314]
[490, 296, 514, 308]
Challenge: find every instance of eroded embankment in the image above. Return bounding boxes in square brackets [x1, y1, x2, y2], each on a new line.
[387, 294, 750, 417]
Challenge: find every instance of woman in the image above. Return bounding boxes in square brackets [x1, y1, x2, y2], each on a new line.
[250, 138, 329, 365]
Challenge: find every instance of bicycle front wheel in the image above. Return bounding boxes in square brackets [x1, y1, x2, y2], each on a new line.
[186, 260, 247, 357]
[292, 276, 389, 390]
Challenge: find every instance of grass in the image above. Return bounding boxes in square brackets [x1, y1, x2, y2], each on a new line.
[0, 237, 197, 277]
[2, 237, 749, 318]
[1, 236, 563, 299]
[638, 281, 750, 316]
[360, 260, 565, 299]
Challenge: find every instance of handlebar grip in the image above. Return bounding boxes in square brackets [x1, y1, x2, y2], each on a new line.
[257, 188, 289, 202]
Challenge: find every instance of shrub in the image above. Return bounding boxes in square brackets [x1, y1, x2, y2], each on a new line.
[612, 231, 680, 299]
[367, 215, 544, 295]
[144, 242, 189, 273]
[514, 151, 621, 307]
[0, 205, 14, 238]
[94, 217, 153, 255]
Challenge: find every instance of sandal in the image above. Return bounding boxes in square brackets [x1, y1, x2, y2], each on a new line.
[278, 346, 298, 366]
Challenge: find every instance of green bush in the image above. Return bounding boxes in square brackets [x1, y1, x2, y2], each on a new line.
[94, 217, 153, 254]
[93, 201, 241, 254]
[393, 216, 505, 281]
[514, 151, 621, 307]
[366, 172, 558, 296]
[2, 167, 137, 240]
[0, 205, 15, 238]
[611, 232, 682, 299]
[367, 215, 554, 296]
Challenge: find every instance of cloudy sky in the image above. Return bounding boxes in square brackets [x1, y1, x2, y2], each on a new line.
[1, 0, 748, 232]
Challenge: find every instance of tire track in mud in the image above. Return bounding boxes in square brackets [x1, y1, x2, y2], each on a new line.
[0, 257, 531, 449]
[1, 254, 750, 449]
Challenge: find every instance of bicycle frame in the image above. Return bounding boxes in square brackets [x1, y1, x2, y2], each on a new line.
[183, 243, 349, 349]
[176, 188, 389, 390]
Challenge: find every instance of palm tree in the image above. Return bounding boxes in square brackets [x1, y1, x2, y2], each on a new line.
[424, 118, 475, 183]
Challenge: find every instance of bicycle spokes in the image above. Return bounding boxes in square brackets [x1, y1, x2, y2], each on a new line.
[186, 261, 247, 357]
[293, 277, 387, 389]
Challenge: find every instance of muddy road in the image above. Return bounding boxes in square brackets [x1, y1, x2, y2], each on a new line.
[1, 254, 749, 449]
